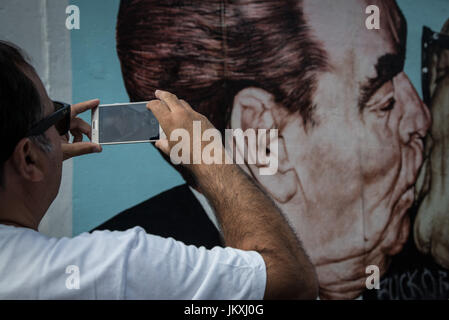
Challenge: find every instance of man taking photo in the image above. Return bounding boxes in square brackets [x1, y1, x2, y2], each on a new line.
[0, 41, 317, 299]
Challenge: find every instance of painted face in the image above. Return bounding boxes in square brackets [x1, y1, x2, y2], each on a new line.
[261, 0, 432, 298]
[116, 0, 434, 299]
[414, 20, 449, 270]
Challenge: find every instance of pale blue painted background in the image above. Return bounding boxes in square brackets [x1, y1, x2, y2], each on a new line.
[71, 0, 184, 235]
[71, 0, 449, 235]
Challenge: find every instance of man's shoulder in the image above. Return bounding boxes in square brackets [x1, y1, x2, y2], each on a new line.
[92, 184, 223, 249]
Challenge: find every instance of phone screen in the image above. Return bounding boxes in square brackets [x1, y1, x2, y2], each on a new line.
[98, 102, 159, 144]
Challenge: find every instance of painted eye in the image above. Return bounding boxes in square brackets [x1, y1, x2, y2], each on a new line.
[380, 99, 396, 112]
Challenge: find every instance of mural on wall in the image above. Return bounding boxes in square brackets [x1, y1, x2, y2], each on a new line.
[94, 0, 449, 299]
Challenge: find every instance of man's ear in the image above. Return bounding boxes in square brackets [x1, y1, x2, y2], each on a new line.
[10, 138, 45, 183]
[229, 87, 298, 203]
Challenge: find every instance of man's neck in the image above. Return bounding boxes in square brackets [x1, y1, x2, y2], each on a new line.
[0, 191, 40, 230]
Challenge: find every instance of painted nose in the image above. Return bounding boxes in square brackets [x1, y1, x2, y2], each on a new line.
[395, 73, 431, 144]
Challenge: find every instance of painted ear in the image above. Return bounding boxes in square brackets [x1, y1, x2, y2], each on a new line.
[229, 87, 297, 203]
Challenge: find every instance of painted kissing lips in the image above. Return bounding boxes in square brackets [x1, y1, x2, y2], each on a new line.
[410, 133, 424, 155]
[405, 135, 425, 184]
[396, 187, 415, 214]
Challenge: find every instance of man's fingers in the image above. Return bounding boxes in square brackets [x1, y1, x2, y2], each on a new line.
[71, 117, 92, 140]
[147, 100, 170, 120]
[179, 99, 193, 110]
[71, 129, 83, 143]
[71, 99, 100, 117]
[62, 142, 102, 161]
[155, 90, 184, 112]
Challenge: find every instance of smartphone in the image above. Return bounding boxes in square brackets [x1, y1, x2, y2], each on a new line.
[91, 102, 163, 145]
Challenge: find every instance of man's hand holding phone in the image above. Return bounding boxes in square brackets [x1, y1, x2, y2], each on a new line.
[147, 90, 228, 178]
[61, 99, 102, 160]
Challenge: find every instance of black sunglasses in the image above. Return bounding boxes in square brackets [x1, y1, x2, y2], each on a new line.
[28, 101, 71, 137]
[422, 26, 449, 107]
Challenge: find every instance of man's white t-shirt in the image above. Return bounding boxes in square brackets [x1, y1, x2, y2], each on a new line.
[0, 224, 266, 299]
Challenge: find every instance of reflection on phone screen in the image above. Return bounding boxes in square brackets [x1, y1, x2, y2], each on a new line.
[99, 103, 159, 143]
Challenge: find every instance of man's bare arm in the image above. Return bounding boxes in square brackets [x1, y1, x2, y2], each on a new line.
[148, 90, 318, 300]
[198, 162, 318, 299]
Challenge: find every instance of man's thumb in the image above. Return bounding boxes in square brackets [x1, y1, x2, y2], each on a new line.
[62, 142, 102, 160]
